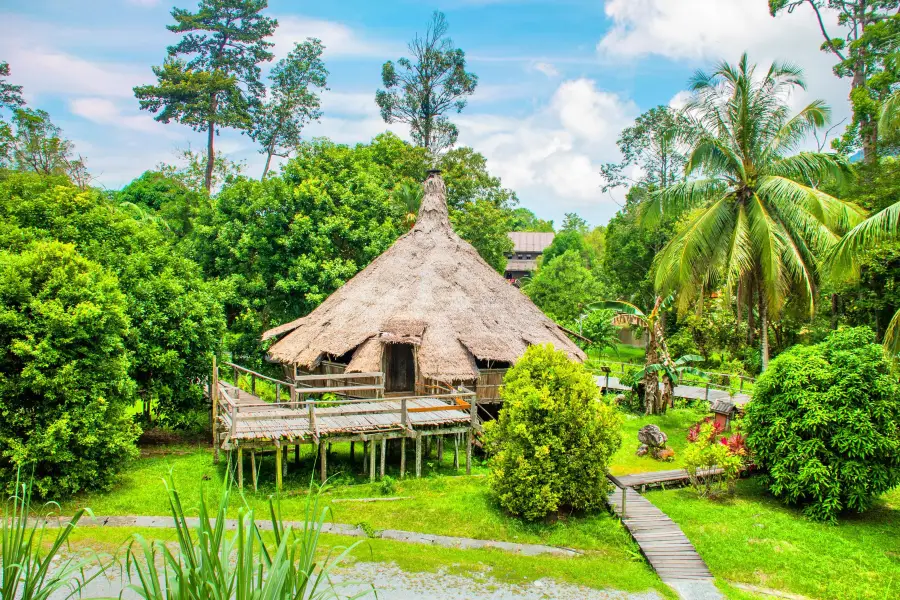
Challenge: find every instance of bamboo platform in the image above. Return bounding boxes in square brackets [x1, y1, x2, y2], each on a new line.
[608, 476, 714, 587]
[210, 360, 481, 490]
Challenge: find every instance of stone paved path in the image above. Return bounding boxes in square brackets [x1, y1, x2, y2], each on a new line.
[53, 514, 579, 558]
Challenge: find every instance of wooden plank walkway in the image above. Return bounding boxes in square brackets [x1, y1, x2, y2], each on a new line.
[595, 375, 751, 406]
[608, 474, 722, 599]
[615, 467, 723, 490]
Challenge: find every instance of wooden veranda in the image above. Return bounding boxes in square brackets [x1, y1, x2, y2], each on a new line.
[210, 359, 481, 490]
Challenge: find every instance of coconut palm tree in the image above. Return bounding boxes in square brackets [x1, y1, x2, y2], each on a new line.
[830, 91, 900, 352]
[643, 53, 864, 371]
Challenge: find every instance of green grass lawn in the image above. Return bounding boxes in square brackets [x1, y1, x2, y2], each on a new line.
[609, 407, 706, 476]
[58, 441, 667, 594]
[647, 478, 900, 600]
[589, 343, 646, 365]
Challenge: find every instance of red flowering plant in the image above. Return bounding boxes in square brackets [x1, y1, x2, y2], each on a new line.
[687, 418, 724, 443]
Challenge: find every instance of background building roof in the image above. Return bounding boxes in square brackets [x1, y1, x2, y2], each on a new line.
[508, 231, 555, 253]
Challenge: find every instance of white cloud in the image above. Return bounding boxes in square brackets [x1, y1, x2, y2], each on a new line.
[668, 90, 692, 110]
[533, 61, 559, 77]
[127, 0, 160, 6]
[69, 97, 173, 135]
[597, 0, 851, 125]
[456, 78, 639, 224]
[272, 16, 399, 60]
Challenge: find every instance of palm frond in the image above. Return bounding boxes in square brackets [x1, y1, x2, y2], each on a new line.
[829, 200, 900, 278]
[879, 91, 900, 138]
[674, 354, 705, 365]
[611, 313, 646, 328]
[883, 308, 900, 355]
[642, 179, 724, 228]
[590, 300, 646, 317]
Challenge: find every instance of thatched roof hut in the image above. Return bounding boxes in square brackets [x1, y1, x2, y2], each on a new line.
[262, 171, 584, 396]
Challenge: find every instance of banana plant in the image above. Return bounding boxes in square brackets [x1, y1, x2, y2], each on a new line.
[630, 354, 706, 409]
[590, 295, 676, 414]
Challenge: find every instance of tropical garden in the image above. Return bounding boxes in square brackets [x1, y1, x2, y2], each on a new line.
[1, 1, 900, 599]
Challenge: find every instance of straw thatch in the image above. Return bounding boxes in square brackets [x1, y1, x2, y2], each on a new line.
[263, 171, 585, 382]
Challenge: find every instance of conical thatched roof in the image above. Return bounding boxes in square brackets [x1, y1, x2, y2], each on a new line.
[262, 171, 585, 382]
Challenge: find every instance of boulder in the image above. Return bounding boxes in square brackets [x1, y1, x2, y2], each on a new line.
[636, 444, 649, 457]
[638, 424, 668, 449]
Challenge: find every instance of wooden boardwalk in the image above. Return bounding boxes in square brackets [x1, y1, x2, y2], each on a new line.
[608, 472, 722, 598]
[595, 375, 751, 406]
[614, 467, 724, 490]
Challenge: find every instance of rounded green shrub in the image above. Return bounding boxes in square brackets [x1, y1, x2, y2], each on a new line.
[483, 344, 622, 520]
[745, 327, 900, 522]
[0, 241, 140, 496]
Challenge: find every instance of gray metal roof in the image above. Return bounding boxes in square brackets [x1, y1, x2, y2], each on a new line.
[508, 231, 555, 253]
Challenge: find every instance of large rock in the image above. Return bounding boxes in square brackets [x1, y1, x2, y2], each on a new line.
[638, 424, 668, 449]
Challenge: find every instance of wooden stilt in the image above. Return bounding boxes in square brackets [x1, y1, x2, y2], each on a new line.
[415, 434, 423, 478]
[237, 446, 243, 488]
[251, 451, 257, 493]
[362, 442, 368, 474]
[350, 441, 355, 463]
[466, 431, 473, 475]
[294, 444, 300, 464]
[275, 442, 283, 491]
[320, 440, 327, 483]
[211, 355, 219, 464]
[400, 437, 407, 478]
[453, 434, 459, 470]
[282, 445, 288, 478]
[437, 436, 444, 462]
[369, 438, 376, 482]
[380, 438, 386, 478]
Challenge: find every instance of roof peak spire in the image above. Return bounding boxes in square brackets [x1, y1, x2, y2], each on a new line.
[414, 170, 451, 232]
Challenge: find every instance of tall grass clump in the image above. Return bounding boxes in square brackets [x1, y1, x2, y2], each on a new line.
[125, 474, 372, 599]
[1, 471, 102, 600]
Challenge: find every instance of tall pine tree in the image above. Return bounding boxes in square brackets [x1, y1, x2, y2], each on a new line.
[134, 0, 277, 191]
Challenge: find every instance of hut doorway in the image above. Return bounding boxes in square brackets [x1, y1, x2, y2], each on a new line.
[385, 343, 415, 393]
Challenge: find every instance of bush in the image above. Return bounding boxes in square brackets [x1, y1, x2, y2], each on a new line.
[683, 422, 744, 498]
[0, 242, 140, 496]
[745, 327, 900, 522]
[483, 344, 622, 520]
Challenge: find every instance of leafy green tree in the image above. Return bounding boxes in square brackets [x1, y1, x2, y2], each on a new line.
[769, 1, 900, 162]
[540, 230, 598, 271]
[157, 146, 245, 193]
[188, 138, 403, 360]
[450, 197, 513, 272]
[134, 0, 277, 191]
[483, 344, 622, 520]
[0, 171, 224, 426]
[0, 61, 24, 111]
[376, 11, 477, 157]
[647, 54, 863, 371]
[508, 207, 554, 232]
[393, 181, 424, 230]
[117, 170, 207, 238]
[559, 212, 589, 234]
[524, 249, 600, 323]
[745, 327, 900, 522]
[0, 241, 139, 496]
[440, 146, 517, 211]
[1, 109, 88, 188]
[569, 307, 618, 352]
[251, 38, 328, 178]
[601, 105, 694, 191]
[601, 189, 675, 307]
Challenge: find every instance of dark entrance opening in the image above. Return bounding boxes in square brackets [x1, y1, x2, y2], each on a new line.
[385, 343, 415, 393]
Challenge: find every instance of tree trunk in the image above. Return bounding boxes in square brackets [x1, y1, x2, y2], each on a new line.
[661, 375, 674, 412]
[736, 280, 743, 327]
[643, 329, 660, 415]
[204, 93, 217, 192]
[262, 150, 274, 180]
[759, 283, 769, 372]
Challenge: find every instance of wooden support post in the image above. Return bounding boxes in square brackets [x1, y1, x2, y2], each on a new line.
[319, 440, 327, 483]
[211, 355, 219, 464]
[275, 442, 283, 491]
[237, 446, 243, 489]
[294, 444, 300, 464]
[380, 438, 386, 478]
[467, 392, 477, 475]
[705, 383, 710, 402]
[350, 441, 355, 463]
[400, 437, 406, 478]
[401, 397, 408, 428]
[362, 442, 368, 474]
[251, 451, 257, 493]
[415, 434, 423, 478]
[369, 438, 376, 482]
[740, 378, 744, 393]
[466, 431, 473, 475]
[283, 445, 288, 478]
[453, 433, 459, 470]
[251, 374, 256, 395]
[437, 436, 444, 462]
[621, 486, 627, 517]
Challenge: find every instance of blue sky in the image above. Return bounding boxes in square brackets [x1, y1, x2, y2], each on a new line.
[1, 0, 850, 225]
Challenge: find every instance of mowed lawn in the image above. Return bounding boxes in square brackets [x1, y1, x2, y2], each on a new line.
[647, 478, 900, 600]
[609, 407, 707, 475]
[59, 442, 667, 595]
